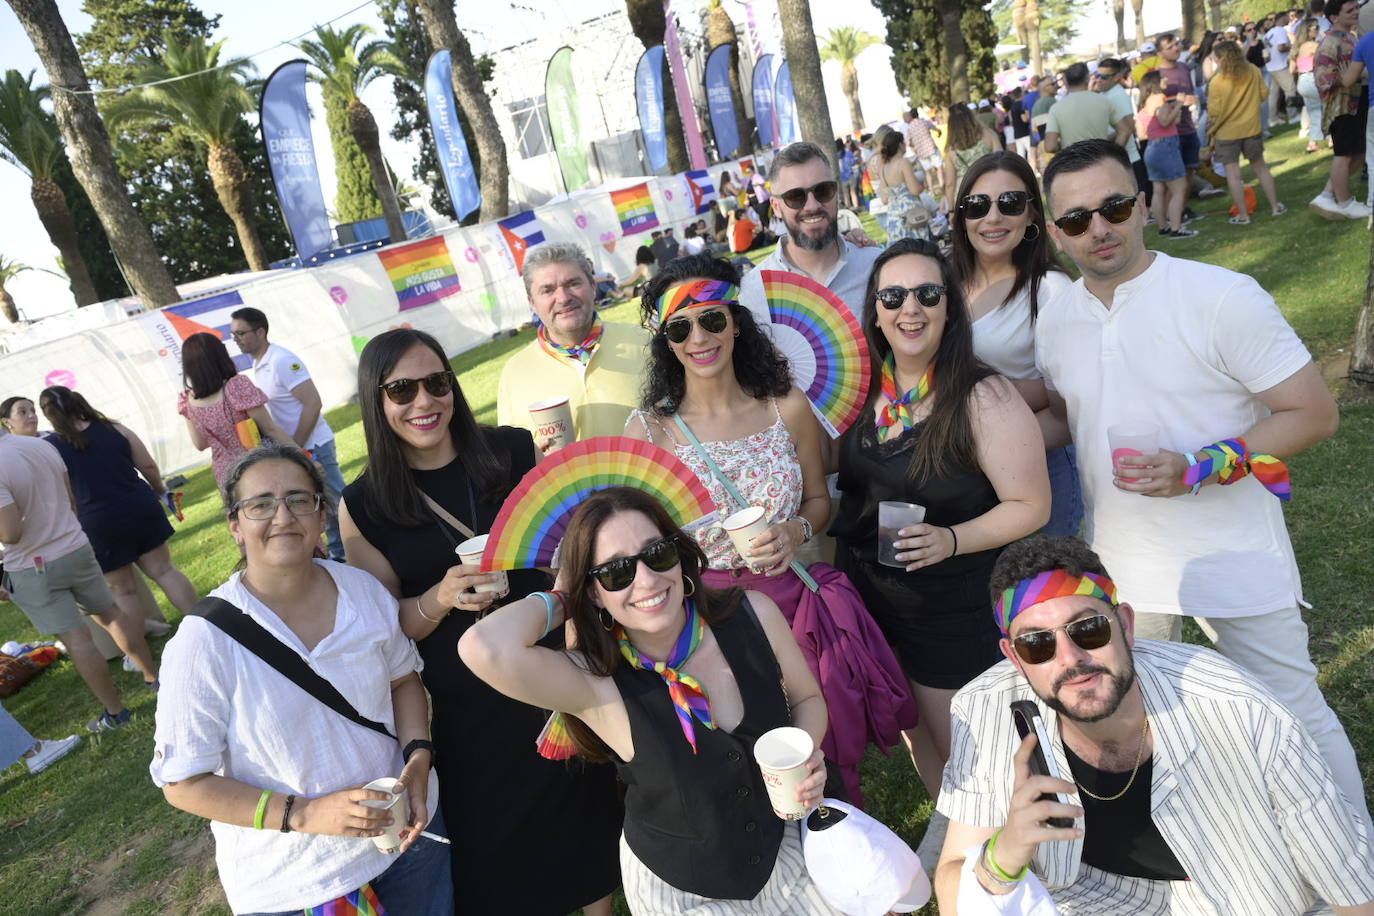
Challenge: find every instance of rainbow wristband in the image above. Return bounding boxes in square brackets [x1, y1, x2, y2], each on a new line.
[1181, 437, 1291, 501]
[1183, 451, 1202, 496]
[254, 789, 273, 830]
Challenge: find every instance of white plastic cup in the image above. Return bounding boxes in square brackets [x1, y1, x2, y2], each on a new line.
[878, 501, 926, 568]
[753, 726, 815, 820]
[456, 534, 509, 596]
[529, 397, 575, 450]
[361, 776, 409, 853]
[1107, 423, 1160, 480]
[722, 506, 770, 565]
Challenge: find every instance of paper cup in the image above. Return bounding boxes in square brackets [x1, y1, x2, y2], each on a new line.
[1107, 423, 1159, 479]
[722, 506, 770, 564]
[878, 501, 926, 568]
[529, 397, 575, 450]
[456, 534, 509, 595]
[754, 726, 815, 820]
[361, 776, 409, 853]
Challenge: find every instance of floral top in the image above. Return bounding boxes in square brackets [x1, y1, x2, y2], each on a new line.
[630, 403, 802, 570]
[176, 373, 268, 484]
[1314, 29, 1358, 130]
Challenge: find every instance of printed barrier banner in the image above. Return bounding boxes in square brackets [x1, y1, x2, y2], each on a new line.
[752, 54, 776, 148]
[611, 182, 660, 234]
[425, 50, 482, 219]
[546, 46, 590, 192]
[635, 45, 669, 173]
[705, 44, 741, 159]
[683, 170, 717, 214]
[259, 60, 332, 260]
[378, 236, 462, 311]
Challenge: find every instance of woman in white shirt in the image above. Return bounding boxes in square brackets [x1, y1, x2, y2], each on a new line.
[949, 151, 1081, 536]
[150, 444, 449, 915]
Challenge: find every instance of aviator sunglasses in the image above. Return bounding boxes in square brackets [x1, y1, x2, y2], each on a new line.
[1052, 195, 1137, 237]
[777, 180, 840, 210]
[1012, 614, 1114, 665]
[587, 535, 682, 591]
[958, 190, 1033, 220]
[378, 369, 456, 405]
[663, 308, 730, 344]
[875, 283, 946, 310]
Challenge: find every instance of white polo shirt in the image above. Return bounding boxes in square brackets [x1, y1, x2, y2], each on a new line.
[739, 237, 883, 325]
[251, 343, 333, 449]
[1035, 251, 1311, 618]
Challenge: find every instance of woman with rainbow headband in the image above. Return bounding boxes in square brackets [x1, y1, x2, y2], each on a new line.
[460, 486, 845, 915]
[625, 253, 916, 806]
[831, 237, 1050, 803]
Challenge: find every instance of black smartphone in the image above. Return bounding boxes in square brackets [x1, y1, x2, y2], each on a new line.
[1010, 700, 1074, 829]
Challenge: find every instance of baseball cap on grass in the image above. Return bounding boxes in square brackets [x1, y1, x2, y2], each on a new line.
[803, 800, 931, 916]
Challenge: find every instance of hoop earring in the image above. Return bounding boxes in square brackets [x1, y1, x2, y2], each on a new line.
[683, 577, 696, 597]
[1022, 223, 1040, 241]
[599, 608, 615, 631]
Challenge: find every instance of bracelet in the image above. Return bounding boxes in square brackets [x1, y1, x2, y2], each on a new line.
[254, 789, 273, 830]
[414, 593, 445, 623]
[793, 516, 814, 543]
[534, 591, 560, 640]
[280, 794, 296, 833]
[945, 525, 959, 557]
[985, 829, 1029, 883]
[1183, 451, 1202, 496]
[402, 738, 435, 764]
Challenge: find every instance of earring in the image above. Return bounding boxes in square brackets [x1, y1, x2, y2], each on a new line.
[599, 608, 615, 631]
[1022, 223, 1040, 241]
[683, 577, 696, 597]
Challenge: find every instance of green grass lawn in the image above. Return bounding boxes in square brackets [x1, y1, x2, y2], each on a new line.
[1, 122, 1370, 914]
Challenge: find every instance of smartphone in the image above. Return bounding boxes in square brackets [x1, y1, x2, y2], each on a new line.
[1010, 700, 1074, 829]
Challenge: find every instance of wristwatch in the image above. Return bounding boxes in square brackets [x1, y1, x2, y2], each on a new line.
[402, 738, 435, 764]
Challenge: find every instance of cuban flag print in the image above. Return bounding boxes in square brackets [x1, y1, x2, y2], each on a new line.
[496, 210, 546, 273]
[684, 170, 717, 214]
[163, 289, 253, 371]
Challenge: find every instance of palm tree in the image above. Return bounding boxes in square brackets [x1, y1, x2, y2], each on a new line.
[777, 0, 837, 163]
[0, 255, 30, 323]
[5, 0, 179, 308]
[0, 70, 98, 304]
[625, 0, 689, 172]
[1024, 0, 1043, 79]
[299, 24, 409, 244]
[413, 0, 510, 220]
[1012, 0, 1029, 61]
[820, 27, 881, 133]
[104, 37, 270, 272]
[705, 0, 753, 156]
[1133, 0, 1146, 49]
[1113, 0, 1126, 54]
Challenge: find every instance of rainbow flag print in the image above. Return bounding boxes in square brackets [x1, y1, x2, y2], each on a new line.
[497, 210, 546, 273]
[377, 236, 461, 312]
[611, 182, 660, 235]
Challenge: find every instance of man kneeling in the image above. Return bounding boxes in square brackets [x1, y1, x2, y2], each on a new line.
[935, 535, 1373, 914]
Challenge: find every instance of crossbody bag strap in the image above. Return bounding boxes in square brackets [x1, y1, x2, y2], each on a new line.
[192, 596, 396, 739]
[420, 491, 476, 541]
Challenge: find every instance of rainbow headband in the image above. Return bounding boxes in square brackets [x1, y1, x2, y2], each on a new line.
[994, 569, 1118, 634]
[656, 279, 740, 325]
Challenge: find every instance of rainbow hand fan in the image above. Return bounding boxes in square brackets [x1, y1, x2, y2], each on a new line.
[761, 270, 870, 438]
[482, 437, 715, 571]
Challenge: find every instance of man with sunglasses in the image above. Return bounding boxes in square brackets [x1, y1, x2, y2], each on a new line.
[934, 536, 1374, 914]
[1033, 139, 1370, 836]
[1091, 59, 1150, 205]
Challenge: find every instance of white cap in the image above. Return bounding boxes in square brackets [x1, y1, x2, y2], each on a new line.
[802, 800, 932, 916]
[978, 99, 991, 108]
[1140, 40, 1158, 52]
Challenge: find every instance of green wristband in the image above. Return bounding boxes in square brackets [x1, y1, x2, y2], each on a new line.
[986, 828, 1029, 883]
[254, 789, 273, 830]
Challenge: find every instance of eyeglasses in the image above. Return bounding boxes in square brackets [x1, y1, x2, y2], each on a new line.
[378, 370, 456, 405]
[663, 308, 730, 344]
[1052, 195, 1137, 237]
[777, 180, 839, 210]
[1012, 614, 1114, 665]
[229, 328, 259, 339]
[958, 190, 1033, 219]
[875, 283, 946, 310]
[587, 535, 682, 591]
[231, 492, 324, 521]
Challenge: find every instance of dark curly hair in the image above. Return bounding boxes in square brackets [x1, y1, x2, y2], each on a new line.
[988, 536, 1112, 610]
[638, 253, 792, 414]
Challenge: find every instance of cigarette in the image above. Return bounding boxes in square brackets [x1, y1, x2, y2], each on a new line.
[420, 830, 451, 844]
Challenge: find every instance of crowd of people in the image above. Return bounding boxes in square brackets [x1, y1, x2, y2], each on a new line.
[2, 23, 1373, 913]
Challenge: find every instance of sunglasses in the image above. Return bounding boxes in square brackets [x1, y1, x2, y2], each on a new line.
[876, 283, 946, 310]
[378, 369, 456, 405]
[1052, 195, 1137, 237]
[231, 492, 324, 521]
[587, 535, 682, 591]
[777, 180, 839, 210]
[958, 190, 1033, 220]
[1012, 614, 1114, 665]
[663, 308, 730, 344]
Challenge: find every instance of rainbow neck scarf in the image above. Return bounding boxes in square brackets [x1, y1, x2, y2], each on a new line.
[619, 598, 716, 753]
[306, 883, 386, 916]
[538, 316, 604, 365]
[876, 353, 934, 443]
[1181, 437, 1291, 501]
[994, 569, 1118, 634]
[656, 278, 740, 326]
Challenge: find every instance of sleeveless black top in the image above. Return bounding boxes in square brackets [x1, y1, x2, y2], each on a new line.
[614, 597, 790, 900]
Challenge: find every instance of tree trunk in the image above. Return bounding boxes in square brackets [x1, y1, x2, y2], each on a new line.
[1113, 0, 1126, 54]
[30, 174, 98, 305]
[939, 0, 971, 103]
[776, 0, 836, 167]
[1207, 0, 1224, 31]
[7, 0, 179, 309]
[347, 99, 408, 244]
[1181, 0, 1203, 47]
[1012, 0, 1028, 61]
[1132, 0, 1146, 49]
[1352, 231, 1374, 386]
[727, 45, 752, 156]
[0, 286, 16, 323]
[415, 0, 509, 220]
[206, 143, 271, 271]
[625, 0, 689, 171]
[1026, 0, 1043, 80]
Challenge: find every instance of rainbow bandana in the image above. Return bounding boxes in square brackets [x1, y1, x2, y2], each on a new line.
[994, 569, 1119, 634]
[306, 883, 386, 916]
[538, 315, 604, 364]
[875, 353, 934, 443]
[1181, 437, 1291, 501]
[656, 279, 740, 326]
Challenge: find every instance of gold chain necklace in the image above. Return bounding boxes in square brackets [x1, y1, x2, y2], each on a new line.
[1076, 716, 1150, 802]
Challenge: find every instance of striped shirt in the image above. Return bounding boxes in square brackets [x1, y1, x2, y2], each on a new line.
[938, 640, 1374, 914]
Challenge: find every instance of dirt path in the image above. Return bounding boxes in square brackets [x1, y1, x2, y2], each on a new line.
[81, 829, 226, 915]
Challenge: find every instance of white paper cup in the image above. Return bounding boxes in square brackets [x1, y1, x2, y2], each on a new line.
[456, 534, 509, 595]
[361, 776, 409, 853]
[1107, 423, 1160, 480]
[753, 726, 815, 820]
[878, 501, 926, 568]
[529, 397, 575, 450]
[722, 506, 770, 565]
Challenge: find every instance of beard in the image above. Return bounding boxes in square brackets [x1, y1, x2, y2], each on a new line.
[787, 210, 840, 251]
[1041, 658, 1137, 724]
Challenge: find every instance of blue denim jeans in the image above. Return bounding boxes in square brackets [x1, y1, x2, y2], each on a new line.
[1043, 445, 1084, 537]
[311, 438, 347, 561]
[0, 703, 36, 771]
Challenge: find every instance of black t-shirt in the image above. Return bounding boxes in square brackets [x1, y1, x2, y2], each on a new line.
[1065, 744, 1189, 881]
[1011, 100, 1031, 138]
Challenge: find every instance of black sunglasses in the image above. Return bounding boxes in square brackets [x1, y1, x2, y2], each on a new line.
[1052, 195, 1137, 237]
[876, 283, 946, 310]
[1012, 614, 1114, 665]
[959, 190, 1033, 220]
[378, 370, 456, 405]
[777, 180, 839, 210]
[587, 535, 682, 592]
[663, 308, 730, 344]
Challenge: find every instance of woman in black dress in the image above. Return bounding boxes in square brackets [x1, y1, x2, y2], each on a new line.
[830, 239, 1050, 800]
[339, 328, 621, 915]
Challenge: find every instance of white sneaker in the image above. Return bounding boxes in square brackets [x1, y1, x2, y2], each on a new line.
[26, 736, 81, 774]
[1310, 192, 1343, 220]
[1336, 197, 1372, 220]
[122, 655, 138, 672]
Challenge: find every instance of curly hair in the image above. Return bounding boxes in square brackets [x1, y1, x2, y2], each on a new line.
[637, 253, 792, 415]
[988, 536, 1112, 609]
